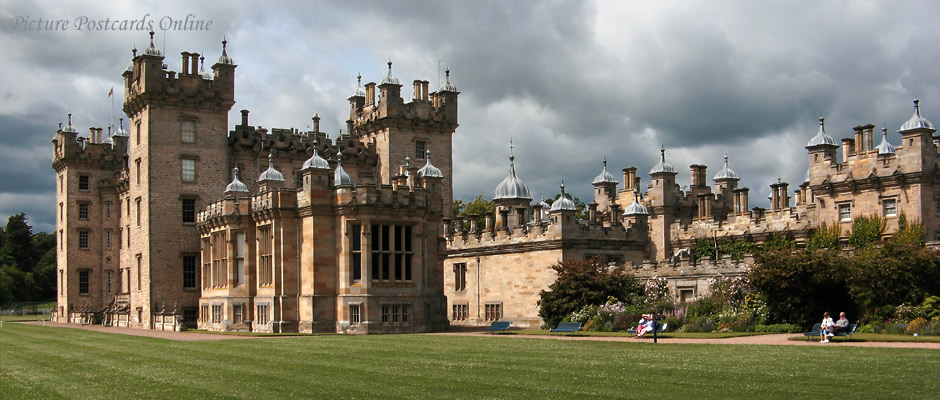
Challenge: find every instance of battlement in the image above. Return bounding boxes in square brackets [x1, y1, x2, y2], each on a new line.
[631, 253, 752, 280]
[196, 196, 252, 232]
[51, 125, 128, 172]
[347, 66, 459, 134]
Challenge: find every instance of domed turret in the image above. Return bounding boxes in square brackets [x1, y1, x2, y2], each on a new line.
[258, 152, 285, 182]
[62, 112, 77, 133]
[216, 37, 234, 65]
[115, 117, 128, 137]
[380, 60, 400, 85]
[143, 30, 162, 57]
[494, 141, 531, 200]
[592, 157, 617, 184]
[302, 139, 330, 170]
[875, 125, 896, 155]
[899, 98, 934, 132]
[352, 73, 365, 97]
[199, 55, 213, 80]
[417, 149, 443, 178]
[334, 153, 355, 186]
[650, 146, 676, 175]
[438, 68, 458, 92]
[225, 167, 250, 194]
[550, 181, 577, 212]
[713, 153, 739, 181]
[623, 189, 649, 216]
[806, 117, 838, 147]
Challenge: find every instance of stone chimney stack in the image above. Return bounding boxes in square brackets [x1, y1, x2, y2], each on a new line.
[181, 52, 190, 74]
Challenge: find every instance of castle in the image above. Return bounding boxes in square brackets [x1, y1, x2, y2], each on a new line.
[52, 33, 939, 331]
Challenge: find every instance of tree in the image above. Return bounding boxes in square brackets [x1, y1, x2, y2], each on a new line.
[454, 195, 495, 230]
[538, 258, 641, 329]
[849, 242, 940, 321]
[748, 249, 855, 326]
[1, 213, 37, 273]
[848, 215, 885, 250]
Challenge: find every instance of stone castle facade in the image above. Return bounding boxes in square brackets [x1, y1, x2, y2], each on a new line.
[52, 34, 940, 331]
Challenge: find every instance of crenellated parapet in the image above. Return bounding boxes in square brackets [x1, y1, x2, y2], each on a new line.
[52, 125, 127, 173]
[196, 196, 252, 233]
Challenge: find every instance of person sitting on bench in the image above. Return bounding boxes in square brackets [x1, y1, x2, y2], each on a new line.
[831, 312, 849, 335]
[819, 312, 834, 343]
[636, 315, 655, 338]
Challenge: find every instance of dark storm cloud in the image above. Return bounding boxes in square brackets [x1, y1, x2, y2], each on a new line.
[3, 0, 940, 231]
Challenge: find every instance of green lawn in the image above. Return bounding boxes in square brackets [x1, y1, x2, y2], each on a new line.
[1, 323, 938, 399]
[519, 329, 771, 339]
[787, 333, 940, 343]
[0, 314, 52, 322]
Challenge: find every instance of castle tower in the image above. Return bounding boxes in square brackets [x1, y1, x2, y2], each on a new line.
[348, 63, 459, 218]
[119, 32, 236, 327]
[493, 142, 532, 229]
[805, 117, 839, 188]
[896, 99, 939, 235]
[592, 157, 618, 216]
[647, 147, 679, 260]
[52, 113, 126, 321]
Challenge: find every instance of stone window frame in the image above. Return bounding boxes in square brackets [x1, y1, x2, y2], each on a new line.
[349, 303, 361, 325]
[453, 262, 467, 291]
[452, 303, 469, 321]
[105, 229, 112, 249]
[179, 118, 197, 144]
[78, 201, 90, 220]
[182, 253, 198, 290]
[380, 303, 412, 325]
[257, 303, 271, 325]
[78, 174, 90, 191]
[414, 139, 427, 160]
[106, 270, 112, 294]
[484, 302, 503, 322]
[181, 196, 198, 224]
[135, 158, 141, 186]
[180, 156, 198, 183]
[78, 229, 90, 249]
[78, 269, 91, 295]
[677, 286, 697, 303]
[232, 303, 244, 324]
[232, 231, 246, 287]
[349, 223, 363, 283]
[370, 223, 414, 283]
[211, 303, 223, 324]
[880, 196, 898, 218]
[837, 202, 852, 222]
[104, 201, 111, 220]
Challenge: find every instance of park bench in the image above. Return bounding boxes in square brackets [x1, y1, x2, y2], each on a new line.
[804, 323, 859, 341]
[550, 322, 583, 334]
[637, 322, 668, 338]
[484, 321, 512, 333]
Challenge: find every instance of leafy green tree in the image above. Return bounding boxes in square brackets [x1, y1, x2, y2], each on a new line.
[895, 214, 925, 247]
[748, 249, 854, 326]
[0, 213, 56, 303]
[806, 223, 841, 251]
[849, 242, 940, 321]
[453, 195, 496, 230]
[1, 213, 38, 273]
[538, 258, 641, 329]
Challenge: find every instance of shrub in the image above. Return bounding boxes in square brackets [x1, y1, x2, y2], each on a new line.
[662, 316, 683, 331]
[613, 312, 641, 332]
[906, 318, 929, 334]
[538, 258, 641, 329]
[919, 296, 940, 320]
[884, 323, 907, 335]
[848, 215, 886, 249]
[754, 323, 803, 333]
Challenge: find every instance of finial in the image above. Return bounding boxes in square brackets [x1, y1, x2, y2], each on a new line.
[58, 121, 62, 130]
[425, 149, 431, 159]
[445, 68, 451, 82]
[313, 138, 319, 147]
[149, 30, 155, 45]
[313, 113, 319, 121]
[560, 180, 566, 193]
[819, 115, 825, 125]
[913, 98, 922, 115]
[132, 45, 137, 57]
[509, 138, 515, 161]
[603, 155, 607, 167]
[883, 123, 888, 135]
[405, 156, 411, 168]
[268, 151, 275, 167]
[724, 153, 729, 165]
[234, 166, 240, 178]
[67, 112, 72, 126]
[388, 59, 393, 70]
[660, 145, 666, 162]
[119, 117, 124, 129]
[200, 55, 205, 65]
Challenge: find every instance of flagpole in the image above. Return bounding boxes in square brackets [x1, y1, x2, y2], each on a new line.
[109, 86, 114, 139]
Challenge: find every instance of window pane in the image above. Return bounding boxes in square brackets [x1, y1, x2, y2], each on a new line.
[351, 224, 361, 251]
[182, 159, 195, 182]
[181, 120, 195, 143]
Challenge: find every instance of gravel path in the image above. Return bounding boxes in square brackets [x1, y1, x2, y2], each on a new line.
[17, 321, 940, 348]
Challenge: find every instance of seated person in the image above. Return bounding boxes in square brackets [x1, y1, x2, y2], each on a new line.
[819, 312, 834, 342]
[636, 316, 655, 338]
[635, 314, 649, 336]
[831, 312, 849, 335]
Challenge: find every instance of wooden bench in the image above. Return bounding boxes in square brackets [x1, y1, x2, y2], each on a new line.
[484, 321, 512, 333]
[550, 322, 583, 334]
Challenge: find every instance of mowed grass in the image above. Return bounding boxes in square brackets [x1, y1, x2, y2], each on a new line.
[1, 323, 938, 399]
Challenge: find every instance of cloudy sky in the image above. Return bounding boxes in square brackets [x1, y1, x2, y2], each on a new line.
[2, 0, 938, 233]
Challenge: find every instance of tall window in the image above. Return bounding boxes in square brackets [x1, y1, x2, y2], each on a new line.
[78, 202, 89, 220]
[883, 198, 897, 217]
[59, 175, 63, 193]
[351, 224, 362, 281]
[234, 232, 245, 286]
[135, 121, 141, 145]
[233, 304, 243, 324]
[838, 203, 851, 222]
[59, 203, 63, 221]
[370, 224, 413, 282]
[105, 202, 111, 220]
[106, 271, 112, 294]
[257, 304, 270, 324]
[258, 227, 273, 286]
[59, 270, 63, 294]
[415, 140, 427, 159]
[201, 238, 211, 289]
[181, 120, 195, 143]
[183, 255, 197, 289]
[453, 263, 466, 291]
[211, 304, 222, 323]
[78, 175, 89, 191]
[182, 198, 196, 223]
[106, 230, 112, 249]
[349, 304, 361, 325]
[135, 159, 141, 185]
[79, 270, 89, 294]
[78, 230, 89, 249]
[136, 254, 142, 290]
[485, 303, 502, 321]
[200, 304, 209, 322]
[182, 159, 196, 182]
[211, 232, 227, 288]
[136, 198, 141, 226]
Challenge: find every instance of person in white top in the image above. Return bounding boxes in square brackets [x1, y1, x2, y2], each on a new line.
[820, 312, 834, 343]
